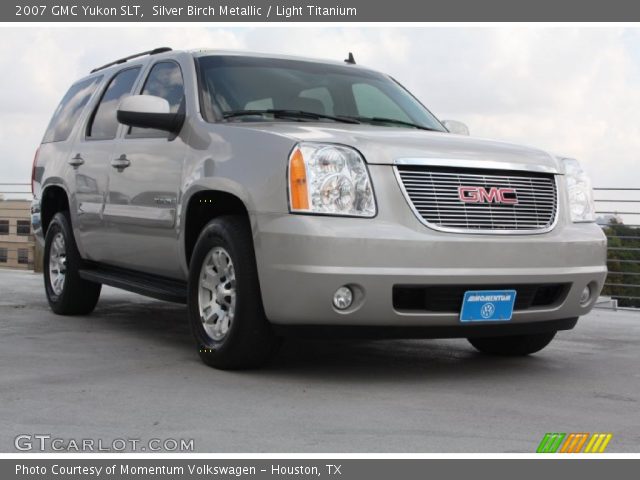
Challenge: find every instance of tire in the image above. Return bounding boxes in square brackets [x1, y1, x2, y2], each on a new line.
[187, 215, 281, 369]
[43, 211, 101, 315]
[468, 332, 556, 356]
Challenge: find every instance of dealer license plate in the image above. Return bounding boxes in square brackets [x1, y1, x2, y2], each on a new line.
[460, 289, 517, 322]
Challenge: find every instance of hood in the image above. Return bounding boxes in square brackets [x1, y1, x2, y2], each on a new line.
[233, 122, 561, 173]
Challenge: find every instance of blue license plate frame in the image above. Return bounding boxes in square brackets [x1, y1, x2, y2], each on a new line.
[460, 289, 517, 322]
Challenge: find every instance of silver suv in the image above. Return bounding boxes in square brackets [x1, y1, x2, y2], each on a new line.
[31, 48, 607, 369]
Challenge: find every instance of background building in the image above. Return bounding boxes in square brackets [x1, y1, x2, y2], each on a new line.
[0, 199, 35, 270]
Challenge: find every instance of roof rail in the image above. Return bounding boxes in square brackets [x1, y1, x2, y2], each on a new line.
[90, 47, 173, 73]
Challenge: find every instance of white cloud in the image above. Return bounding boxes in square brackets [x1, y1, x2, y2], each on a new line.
[0, 26, 638, 194]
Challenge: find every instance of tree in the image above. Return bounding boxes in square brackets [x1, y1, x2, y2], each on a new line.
[601, 220, 640, 307]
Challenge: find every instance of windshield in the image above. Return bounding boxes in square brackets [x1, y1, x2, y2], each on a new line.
[196, 55, 446, 131]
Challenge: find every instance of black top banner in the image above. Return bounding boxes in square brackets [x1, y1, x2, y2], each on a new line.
[4, 0, 640, 22]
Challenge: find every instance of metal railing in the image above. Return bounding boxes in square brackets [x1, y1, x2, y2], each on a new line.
[594, 188, 640, 310]
[0, 182, 31, 198]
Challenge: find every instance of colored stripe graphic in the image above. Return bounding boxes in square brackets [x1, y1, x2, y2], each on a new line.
[584, 433, 613, 453]
[572, 433, 590, 453]
[536, 433, 566, 453]
[560, 433, 589, 453]
[537, 433, 613, 453]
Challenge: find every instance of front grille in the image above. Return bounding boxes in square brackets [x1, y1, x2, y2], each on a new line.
[393, 284, 570, 313]
[396, 166, 558, 232]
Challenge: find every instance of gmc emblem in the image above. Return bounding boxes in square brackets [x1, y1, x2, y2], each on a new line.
[458, 186, 518, 205]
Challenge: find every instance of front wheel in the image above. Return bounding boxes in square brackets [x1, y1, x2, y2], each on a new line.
[187, 215, 280, 369]
[468, 332, 556, 356]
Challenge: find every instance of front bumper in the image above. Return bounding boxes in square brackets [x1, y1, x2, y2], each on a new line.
[253, 211, 607, 329]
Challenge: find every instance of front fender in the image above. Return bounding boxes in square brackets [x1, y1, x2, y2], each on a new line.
[177, 122, 298, 275]
[177, 179, 261, 276]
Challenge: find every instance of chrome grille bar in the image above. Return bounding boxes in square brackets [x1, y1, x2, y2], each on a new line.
[395, 166, 559, 233]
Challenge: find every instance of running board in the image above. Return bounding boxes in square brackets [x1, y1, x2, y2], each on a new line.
[79, 264, 187, 304]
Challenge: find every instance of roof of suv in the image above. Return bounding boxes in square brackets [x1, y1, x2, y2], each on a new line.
[85, 47, 375, 80]
[189, 48, 371, 69]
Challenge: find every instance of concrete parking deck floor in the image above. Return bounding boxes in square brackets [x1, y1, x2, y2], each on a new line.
[1, 270, 638, 453]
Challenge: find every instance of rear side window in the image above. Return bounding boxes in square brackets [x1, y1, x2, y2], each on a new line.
[129, 62, 184, 137]
[42, 76, 102, 143]
[87, 67, 141, 140]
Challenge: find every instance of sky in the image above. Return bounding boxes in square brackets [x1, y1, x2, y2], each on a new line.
[0, 26, 638, 200]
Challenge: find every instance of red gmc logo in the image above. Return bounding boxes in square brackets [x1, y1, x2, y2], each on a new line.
[458, 186, 518, 205]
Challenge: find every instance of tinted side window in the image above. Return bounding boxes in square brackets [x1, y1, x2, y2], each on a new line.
[43, 76, 102, 143]
[88, 67, 141, 140]
[130, 62, 184, 137]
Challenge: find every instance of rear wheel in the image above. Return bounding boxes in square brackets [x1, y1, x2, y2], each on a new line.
[468, 332, 556, 356]
[187, 215, 280, 369]
[43, 211, 101, 315]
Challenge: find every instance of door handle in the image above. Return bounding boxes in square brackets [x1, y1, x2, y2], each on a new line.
[68, 154, 84, 168]
[111, 154, 131, 172]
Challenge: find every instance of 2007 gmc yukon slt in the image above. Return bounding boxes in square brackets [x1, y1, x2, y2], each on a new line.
[31, 48, 607, 369]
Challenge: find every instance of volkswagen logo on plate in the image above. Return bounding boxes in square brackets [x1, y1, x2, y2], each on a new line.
[480, 302, 496, 319]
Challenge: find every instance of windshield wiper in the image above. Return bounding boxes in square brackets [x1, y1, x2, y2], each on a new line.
[344, 116, 440, 131]
[223, 109, 361, 124]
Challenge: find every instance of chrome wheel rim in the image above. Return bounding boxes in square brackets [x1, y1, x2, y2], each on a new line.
[49, 232, 67, 296]
[198, 247, 236, 341]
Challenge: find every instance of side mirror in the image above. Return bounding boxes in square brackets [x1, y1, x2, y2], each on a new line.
[442, 119, 470, 136]
[117, 95, 184, 134]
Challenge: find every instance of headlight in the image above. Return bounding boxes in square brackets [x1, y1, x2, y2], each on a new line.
[288, 143, 376, 217]
[562, 158, 595, 223]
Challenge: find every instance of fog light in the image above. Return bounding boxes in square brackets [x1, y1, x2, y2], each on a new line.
[333, 286, 353, 310]
[580, 285, 591, 305]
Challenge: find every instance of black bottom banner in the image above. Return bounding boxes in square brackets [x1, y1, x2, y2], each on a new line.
[4, 459, 637, 480]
